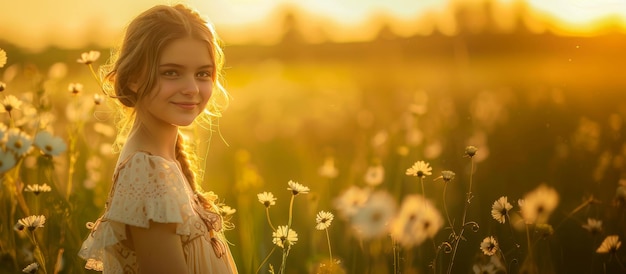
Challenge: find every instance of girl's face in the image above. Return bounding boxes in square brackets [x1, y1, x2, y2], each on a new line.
[138, 37, 214, 127]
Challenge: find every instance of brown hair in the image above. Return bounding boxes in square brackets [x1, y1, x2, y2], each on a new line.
[104, 4, 229, 210]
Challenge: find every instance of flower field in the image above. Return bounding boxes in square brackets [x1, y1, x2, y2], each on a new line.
[1, 28, 626, 274]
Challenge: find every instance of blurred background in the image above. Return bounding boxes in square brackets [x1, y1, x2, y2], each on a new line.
[2, 0, 626, 273]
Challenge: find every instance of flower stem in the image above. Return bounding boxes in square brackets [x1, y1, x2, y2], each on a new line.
[256, 246, 276, 274]
[442, 181, 455, 238]
[287, 195, 295, 228]
[265, 208, 275, 231]
[525, 223, 534, 271]
[30, 231, 48, 274]
[280, 195, 296, 274]
[420, 177, 425, 197]
[325, 228, 333, 270]
[447, 157, 476, 274]
[279, 246, 290, 274]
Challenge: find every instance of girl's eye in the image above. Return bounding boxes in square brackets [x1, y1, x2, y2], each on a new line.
[162, 70, 178, 77]
[196, 71, 212, 79]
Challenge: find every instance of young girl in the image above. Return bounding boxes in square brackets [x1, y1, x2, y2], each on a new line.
[78, 4, 238, 273]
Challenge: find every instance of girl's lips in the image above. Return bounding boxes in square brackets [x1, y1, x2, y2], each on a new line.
[172, 102, 197, 110]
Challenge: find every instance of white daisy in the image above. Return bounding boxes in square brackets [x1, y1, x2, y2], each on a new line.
[1, 95, 23, 113]
[333, 186, 370, 219]
[582, 218, 603, 235]
[14, 215, 46, 231]
[272, 225, 298, 248]
[219, 205, 236, 217]
[76, 50, 100, 64]
[68, 82, 83, 95]
[405, 160, 432, 178]
[33, 131, 67, 156]
[6, 128, 32, 156]
[24, 184, 52, 195]
[491, 196, 513, 224]
[390, 194, 443, 248]
[350, 190, 396, 240]
[22, 262, 39, 274]
[480, 236, 498, 256]
[364, 163, 385, 186]
[315, 211, 334, 230]
[519, 184, 559, 224]
[257, 192, 277, 208]
[0, 48, 6, 68]
[287, 180, 310, 195]
[596, 235, 621, 254]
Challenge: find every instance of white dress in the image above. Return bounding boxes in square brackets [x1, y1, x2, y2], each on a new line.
[78, 151, 238, 273]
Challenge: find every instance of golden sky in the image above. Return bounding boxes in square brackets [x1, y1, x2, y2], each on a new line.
[0, 0, 625, 52]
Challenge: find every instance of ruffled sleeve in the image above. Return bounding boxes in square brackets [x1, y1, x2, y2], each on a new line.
[78, 152, 195, 271]
[105, 152, 194, 229]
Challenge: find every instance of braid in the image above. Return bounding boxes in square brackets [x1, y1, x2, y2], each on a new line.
[175, 133, 213, 211]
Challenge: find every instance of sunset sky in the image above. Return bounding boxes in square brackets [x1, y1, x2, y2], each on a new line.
[0, 0, 625, 51]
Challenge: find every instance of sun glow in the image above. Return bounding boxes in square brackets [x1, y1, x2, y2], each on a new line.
[0, 0, 625, 51]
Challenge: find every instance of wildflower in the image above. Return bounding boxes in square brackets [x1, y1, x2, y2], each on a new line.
[315, 211, 334, 230]
[24, 183, 52, 195]
[405, 160, 432, 178]
[318, 156, 338, 179]
[93, 93, 103, 105]
[0, 48, 6, 68]
[351, 190, 396, 239]
[582, 218, 603, 235]
[14, 215, 46, 231]
[22, 262, 39, 274]
[33, 131, 67, 156]
[0, 81, 5, 92]
[596, 235, 621, 254]
[272, 225, 298, 248]
[0, 94, 23, 113]
[257, 192, 277, 208]
[0, 148, 16, 173]
[68, 82, 83, 95]
[334, 186, 370, 219]
[491, 196, 513, 224]
[438, 170, 456, 182]
[77, 50, 101, 65]
[519, 184, 559, 224]
[364, 163, 384, 186]
[287, 180, 310, 195]
[480, 236, 498, 256]
[219, 206, 236, 218]
[465, 145, 478, 157]
[6, 128, 33, 156]
[390, 194, 443, 248]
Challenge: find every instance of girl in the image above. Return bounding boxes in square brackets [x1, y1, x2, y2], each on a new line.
[79, 4, 238, 273]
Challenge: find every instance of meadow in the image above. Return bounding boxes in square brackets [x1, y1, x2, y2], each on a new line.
[1, 28, 626, 274]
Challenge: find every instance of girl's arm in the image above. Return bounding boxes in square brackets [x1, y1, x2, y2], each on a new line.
[129, 221, 188, 274]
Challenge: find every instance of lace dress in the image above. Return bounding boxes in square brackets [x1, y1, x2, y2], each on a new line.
[79, 151, 238, 273]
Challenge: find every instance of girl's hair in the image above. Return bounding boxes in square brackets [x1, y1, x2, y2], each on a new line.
[103, 4, 229, 210]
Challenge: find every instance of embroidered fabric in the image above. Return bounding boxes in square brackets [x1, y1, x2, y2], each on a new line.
[78, 151, 237, 273]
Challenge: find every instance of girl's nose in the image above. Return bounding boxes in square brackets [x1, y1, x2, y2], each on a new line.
[181, 76, 199, 95]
